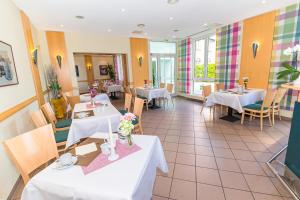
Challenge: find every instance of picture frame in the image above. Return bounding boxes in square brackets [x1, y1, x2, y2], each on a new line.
[99, 65, 108, 76]
[0, 41, 18, 87]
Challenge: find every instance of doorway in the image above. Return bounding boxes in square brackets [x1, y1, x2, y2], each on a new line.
[151, 54, 176, 87]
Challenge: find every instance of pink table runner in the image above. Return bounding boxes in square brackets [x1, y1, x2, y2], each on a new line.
[81, 141, 141, 175]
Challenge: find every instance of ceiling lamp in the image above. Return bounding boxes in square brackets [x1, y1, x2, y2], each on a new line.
[137, 24, 145, 29]
[167, 0, 179, 5]
[75, 15, 84, 19]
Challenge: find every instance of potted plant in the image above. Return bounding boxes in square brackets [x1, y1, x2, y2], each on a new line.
[277, 62, 300, 84]
[107, 65, 115, 81]
[46, 67, 64, 119]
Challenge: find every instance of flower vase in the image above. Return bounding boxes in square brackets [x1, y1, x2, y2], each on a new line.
[91, 98, 95, 107]
[127, 134, 133, 146]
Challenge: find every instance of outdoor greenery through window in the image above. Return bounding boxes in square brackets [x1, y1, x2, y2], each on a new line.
[194, 35, 216, 79]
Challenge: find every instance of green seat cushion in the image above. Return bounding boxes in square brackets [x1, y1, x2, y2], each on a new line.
[119, 109, 128, 115]
[54, 129, 69, 143]
[137, 95, 148, 100]
[55, 119, 72, 128]
[255, 100, 263, 105]
[243, 104, 268, 111]
[132, 117, 139, 125]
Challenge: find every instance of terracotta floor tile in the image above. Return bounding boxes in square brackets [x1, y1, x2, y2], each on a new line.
[164, 151, 177, 163]
[223, 188, 254, 200]
[246, 142, 268, 152]
[173, 164, 196, 181]
[177, 144, 195, 154]
[165, 135, 180, 143]
[244, 174, 279, 195]
[213, 147, 234, 159]
[196, 167, 221, 186]
[252, 193, 284, 200]
[195, 145, 214, 156]
[170, 179, 197, 200]
[195, 138, 211, 147]
[228, 141, 249, 150]
[154, 176, 172, 197]
[152, 195, 169, 200]
[211, 140, 230, 148]
[196, 155, 217, 169]
[176, 152, 196, 165]
[163, 142, 178, 152]
[237, 160, 266, 176]
[219, 170, 249, 191]
[216, 158, 241, 172]
[197, 183, 225, 200]
[231, 149, 256, 161]
[158, 162, 174, 178]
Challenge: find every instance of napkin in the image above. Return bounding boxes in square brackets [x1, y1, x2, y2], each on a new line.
[75, 143, 97, 156]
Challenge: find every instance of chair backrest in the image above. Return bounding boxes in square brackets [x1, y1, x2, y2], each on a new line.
[3, 124, 59, 184]
[167, 83, 174, 93]
[262, 89, 277, 109]
[130, 87, 137, 97]
[202, 85, 212, 98]
[133, 97, 144, 119]
[31, 109, 48, 128]
[41, 102, 57, 124]
[215, 83, 225, 91]
[160, 83, 166, 88]
[274, 87, 287, 104]
[67, 96, 80, 110]
[124, 86, 131, 94]
[124, 93, 132, 111]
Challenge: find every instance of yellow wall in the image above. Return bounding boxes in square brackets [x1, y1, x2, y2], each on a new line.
[239, 11, 276, 89]
[130, 38, 149, 87]
[46, 31, 73, 92]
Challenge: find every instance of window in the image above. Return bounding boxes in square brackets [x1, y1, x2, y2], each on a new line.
[193, 34, 216, 95]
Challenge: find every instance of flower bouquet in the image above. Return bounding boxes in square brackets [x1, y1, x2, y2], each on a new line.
[89, 87, 98, 106]
[119, 113, 136, 146]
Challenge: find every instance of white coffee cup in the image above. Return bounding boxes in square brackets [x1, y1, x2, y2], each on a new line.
[59, 153, 73, 166]
[100, 143, 111, 155]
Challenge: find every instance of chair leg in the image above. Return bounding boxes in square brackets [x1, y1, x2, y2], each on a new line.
[278, 108, 281, 120]
[200, 104, 204, 113]
[146, 101, 148, 111]
[268, 112, 272, 127]
[220, 105, 223, 115]
[260, 114, 263, 131]
[241, 112, 245, 125]
[139, 122, 143, 134]
[272, 109, 275, 125]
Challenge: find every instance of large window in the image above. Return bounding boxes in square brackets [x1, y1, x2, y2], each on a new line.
[193, 35, 216, 95]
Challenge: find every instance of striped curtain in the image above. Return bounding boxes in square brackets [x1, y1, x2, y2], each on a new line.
[268, 3, 300, 111]
[215, 22, 243, 89]
[113, 55, 119, 83]
[177, 38, 192, 95]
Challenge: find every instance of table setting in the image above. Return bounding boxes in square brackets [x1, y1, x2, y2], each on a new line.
[21, 115, 168, 200]
[135, 85, 169, 109]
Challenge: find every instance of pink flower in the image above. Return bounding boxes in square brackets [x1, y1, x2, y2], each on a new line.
[121, 112, 136, 121]
[89, 88, 98, 98]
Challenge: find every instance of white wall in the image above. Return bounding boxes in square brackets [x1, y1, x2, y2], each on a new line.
[0, 0, 39, 198]
[64, 32, 133, 85]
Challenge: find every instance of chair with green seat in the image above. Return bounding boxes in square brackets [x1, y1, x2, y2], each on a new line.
[119, 93, 132, 115]
[41, 102, 72, 130]
[30, 109, 70, 152]
[131, 87, 149, 110]
[241, 89, 277, 131]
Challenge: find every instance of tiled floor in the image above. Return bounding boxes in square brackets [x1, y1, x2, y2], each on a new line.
[132, 97, 293, 200]
[10, 97, 293, 200]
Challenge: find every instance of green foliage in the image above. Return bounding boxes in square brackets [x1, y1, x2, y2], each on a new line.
[195, 64, 216, 79]
[46, 66, 61, 99]
[277, 62, 300, 82]
[107, 65, 115, 80]
[152, 61, 156, 86]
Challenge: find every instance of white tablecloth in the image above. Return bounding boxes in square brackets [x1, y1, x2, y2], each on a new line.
[80, 93, 110, 103]
[136, 87, 168, 100]
[107, 85, 123, 93]
[66, 102, 121, 147]
[206, 89, 265, 113]
[21, 135, 168, 200]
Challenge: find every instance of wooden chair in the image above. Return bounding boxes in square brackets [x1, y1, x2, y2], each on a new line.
[133, 97, 144, 134]
[3, 124, 59, 184]
[241, 89, 277, 131]
[66, 96, 80, 110]
[119, 93, 132, 115]
[160, 83, 166, 88]
[163, 83, 175, 108]
[41, 102, 72, 131]
[132, 87, 149, 110]
[272, 87, 288, 124]
[30, 110, 69, 151]
[215, 83, 226, 114]
[200, 85, 214, 114]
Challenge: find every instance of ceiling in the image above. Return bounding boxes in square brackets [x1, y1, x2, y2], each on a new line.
[13, 0, 300, 40]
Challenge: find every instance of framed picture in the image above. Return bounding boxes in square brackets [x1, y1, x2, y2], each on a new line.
[0, 41, 18, 87]
[99, 65, 108, 76]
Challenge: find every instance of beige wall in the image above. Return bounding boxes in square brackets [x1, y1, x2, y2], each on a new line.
[92, 55, 114, 80]
[0, 0, 39, 198]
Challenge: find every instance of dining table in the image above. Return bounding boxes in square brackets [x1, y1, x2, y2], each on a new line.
[106, 84, 124, 100]
[135, 87, 169, 109]
[80, 93, 110, 103]
[21, 133, 168, 200]
[206, 88, 265, 122]
[66, 101, 121, 147]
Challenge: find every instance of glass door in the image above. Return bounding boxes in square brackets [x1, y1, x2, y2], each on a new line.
[151, 54, 176, 88]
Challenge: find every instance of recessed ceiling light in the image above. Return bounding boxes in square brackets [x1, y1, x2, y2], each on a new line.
[121, 8, 126, 12]
[169, 17, 174, 21]
[261, 0, 266, 4]
[60, 24, 64, 27]
[75, 15, 84, 19]
[173, 29, 179, 32]
[167, 0, 179, 5]
[107, 29, 112, 32]
[203, 23, 208, 26]
[137, 24, 145, 28]
[172, 35, 176, 38]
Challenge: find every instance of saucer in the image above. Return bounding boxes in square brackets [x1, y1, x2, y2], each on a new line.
[55, 156, 78, 170]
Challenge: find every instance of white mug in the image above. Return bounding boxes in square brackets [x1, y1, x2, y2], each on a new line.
[100, 143, 111, 155]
